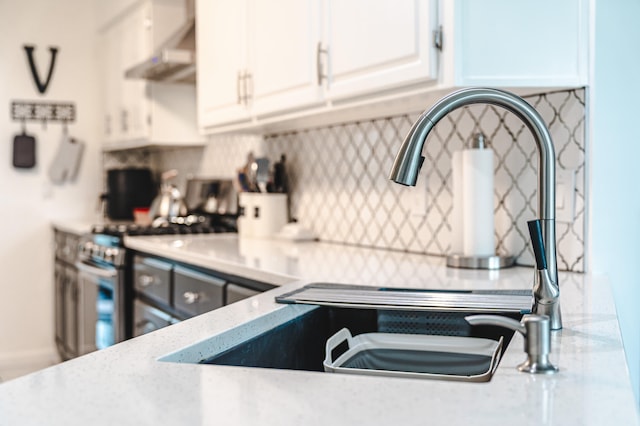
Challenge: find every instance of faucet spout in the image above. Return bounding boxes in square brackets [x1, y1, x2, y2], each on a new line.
[389, 87, 561, 329]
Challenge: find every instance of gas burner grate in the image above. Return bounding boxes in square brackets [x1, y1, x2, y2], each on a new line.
[92, 216, 236, 238]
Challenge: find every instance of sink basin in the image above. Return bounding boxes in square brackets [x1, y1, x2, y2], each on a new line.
[160, 304, 522, 380]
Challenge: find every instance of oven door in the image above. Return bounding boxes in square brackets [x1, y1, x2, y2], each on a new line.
[75, 261, 123, 354]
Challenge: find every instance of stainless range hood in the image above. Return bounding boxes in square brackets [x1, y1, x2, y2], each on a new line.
[125, 1, 196, 84]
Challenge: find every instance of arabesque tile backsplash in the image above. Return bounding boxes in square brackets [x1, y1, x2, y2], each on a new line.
[105, 88, 586, 272]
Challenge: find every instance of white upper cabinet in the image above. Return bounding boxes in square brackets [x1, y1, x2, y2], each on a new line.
[198, 0, 436, 132]
[325, 0, 437, 100]
[118, 3, 151, 142]
[99, 24, 122, 143]
[197, 0, 250, 127]
[99, 0, 203, 151]
[197, 0, 324, 130]
[248, 0, 324, 116]
[446, 0, 588, 87]
[196, 0, 589, 134]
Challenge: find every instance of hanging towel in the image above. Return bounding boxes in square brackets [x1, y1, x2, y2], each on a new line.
[48, 133, 84, 184]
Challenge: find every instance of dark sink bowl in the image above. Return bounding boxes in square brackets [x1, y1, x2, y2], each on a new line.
[161, 305, 522, 375]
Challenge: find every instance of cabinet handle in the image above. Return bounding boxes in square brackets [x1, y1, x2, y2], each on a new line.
[316, 42, 328, 86]
[183, 291, 201, 305]
[243, 71, 252, 105]
[432, 25, 443, 51]
[138, 274, 155, 287]
[121, 109, 128, 133]
[237, 71, 243, 105]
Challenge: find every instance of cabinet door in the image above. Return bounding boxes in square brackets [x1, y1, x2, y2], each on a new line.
[63, 267, 79, 357]
[196, 0, 251, 128]
[454, 0, 588, 86]
[248, 0, 324, 116]
[325, 0, 437, 100]
[54, 263, 65, 354]
[119, 2, 152, 141]
[100, 26, 122, 142]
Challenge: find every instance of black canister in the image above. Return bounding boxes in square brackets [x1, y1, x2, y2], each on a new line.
[105, 168, 156, 220]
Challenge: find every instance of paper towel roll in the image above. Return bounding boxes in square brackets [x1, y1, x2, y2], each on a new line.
[451, 151, 464, 254]
[461, 148, 495, 257]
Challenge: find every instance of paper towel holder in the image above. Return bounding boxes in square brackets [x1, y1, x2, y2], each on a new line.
[446, 133, 515, 270]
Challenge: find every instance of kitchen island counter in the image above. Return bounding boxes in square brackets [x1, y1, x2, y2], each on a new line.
[122, 233, 538, 288]
[1, 234, 637, 425]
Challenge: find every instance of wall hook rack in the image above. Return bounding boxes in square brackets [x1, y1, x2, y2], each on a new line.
[11, 100, 76, 125]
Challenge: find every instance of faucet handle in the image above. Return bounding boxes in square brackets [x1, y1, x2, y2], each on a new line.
[527, 219, 548, 270]
[465, 314, 559, 375]
[527, 219, 562, 330]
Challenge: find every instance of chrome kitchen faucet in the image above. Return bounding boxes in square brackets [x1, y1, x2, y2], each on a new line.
[389, 87, 562, 330]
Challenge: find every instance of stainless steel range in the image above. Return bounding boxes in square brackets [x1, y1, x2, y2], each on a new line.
[76, 233, 126, 354]
[75, 217, 236, 354]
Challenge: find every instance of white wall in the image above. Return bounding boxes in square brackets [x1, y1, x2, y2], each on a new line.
[0, 1, 101, 372]
[591, 0, 640, 404]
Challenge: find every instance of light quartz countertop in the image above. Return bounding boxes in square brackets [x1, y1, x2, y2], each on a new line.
[123, 233, 538, 289]
[51, 219, 96, 236]
[1, 233, 638, 425]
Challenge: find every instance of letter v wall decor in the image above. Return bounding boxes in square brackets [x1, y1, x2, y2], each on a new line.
[23, 45, 58, 94]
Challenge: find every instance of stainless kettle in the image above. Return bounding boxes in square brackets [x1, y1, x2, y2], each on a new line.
[148, 170, 188, 225]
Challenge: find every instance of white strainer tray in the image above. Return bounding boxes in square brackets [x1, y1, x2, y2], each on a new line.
[323, 328, 503, 382]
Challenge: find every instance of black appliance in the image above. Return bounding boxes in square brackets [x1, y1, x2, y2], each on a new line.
[104, 168, 156, 220]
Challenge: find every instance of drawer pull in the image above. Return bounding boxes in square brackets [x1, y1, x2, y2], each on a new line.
[138, 274, 155, 287]
[183, 291, 201, 305]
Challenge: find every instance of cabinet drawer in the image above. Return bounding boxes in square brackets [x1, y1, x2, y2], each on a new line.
[133, 256, 172, 305]
[226, 283, 260, 305]
[173, 265, 225, 318]
[133, 300, 177, 337]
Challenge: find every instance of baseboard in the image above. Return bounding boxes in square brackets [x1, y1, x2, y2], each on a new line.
[0, 347, 60, 372]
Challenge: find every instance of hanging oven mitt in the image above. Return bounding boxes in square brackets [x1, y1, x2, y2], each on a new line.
[12, 129, 36, 169]
[48, 131, 85, 184]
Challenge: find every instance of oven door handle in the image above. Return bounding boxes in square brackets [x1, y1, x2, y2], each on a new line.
[75, 261, 118, 279]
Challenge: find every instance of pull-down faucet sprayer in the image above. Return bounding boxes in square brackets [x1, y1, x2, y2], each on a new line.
[389, 88, 561, 330]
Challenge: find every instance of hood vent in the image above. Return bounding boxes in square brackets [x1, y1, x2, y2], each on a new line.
[124, 3, 196, 84]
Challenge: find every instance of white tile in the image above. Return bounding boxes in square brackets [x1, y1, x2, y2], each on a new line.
[126, 90, 587, 272]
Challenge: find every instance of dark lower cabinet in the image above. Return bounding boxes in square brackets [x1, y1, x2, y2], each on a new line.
[132, 252, 275, 338]
[53, 228, 81, 361]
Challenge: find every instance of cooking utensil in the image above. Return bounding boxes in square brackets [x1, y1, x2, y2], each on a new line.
[148, 169, 188, 223]
[237, 171, 251, 192]
[273, 154, 288, 193]
[48, 131, 84, 184]
[12, 128, 36, 169]
[245, 152, 258, 192]
[255, 157, 270, 193]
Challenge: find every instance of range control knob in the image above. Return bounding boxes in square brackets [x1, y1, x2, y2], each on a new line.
[92, 245, 106, 260]
[81, 241, 94, 256]
[104, 248, 119, 263]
